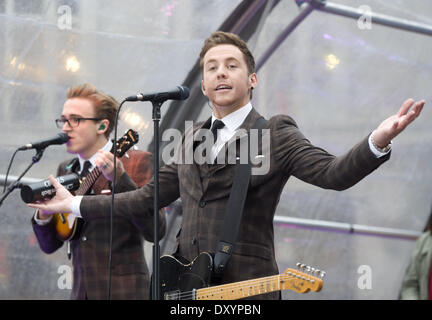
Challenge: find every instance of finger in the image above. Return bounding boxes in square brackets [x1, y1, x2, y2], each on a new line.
[398, 105, 421, 129]
[49, 175, 63, 190]
[411, 100, 425, 118]
[28, 203, 47, 211]
[95, 150, 105, 163]
[100, 158, 111, 170]
[115, 158, 124, 170]
[397, 98, 415, 117]
[104, 152, 114, 162]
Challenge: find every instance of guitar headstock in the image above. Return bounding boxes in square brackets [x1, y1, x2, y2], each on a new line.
[113, 129, 139, 157]
[282, 263, 325, 293]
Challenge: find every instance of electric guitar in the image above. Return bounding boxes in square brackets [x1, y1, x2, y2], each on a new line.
[53, 129, 139, 241]
[159, 252, 324, 300]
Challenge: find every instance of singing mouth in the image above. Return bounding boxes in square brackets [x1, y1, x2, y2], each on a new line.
[215, 84, 232, 91]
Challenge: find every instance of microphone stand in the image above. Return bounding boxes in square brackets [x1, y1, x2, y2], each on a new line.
[151, 100, 162, 300]
[0, 148, 45, 207]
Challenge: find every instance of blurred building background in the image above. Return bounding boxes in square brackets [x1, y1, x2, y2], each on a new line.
[0, 0, 431, 299]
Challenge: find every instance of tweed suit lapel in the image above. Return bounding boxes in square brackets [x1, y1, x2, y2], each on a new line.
[179, 117, 213, 201]
[63, 158, 79, 175]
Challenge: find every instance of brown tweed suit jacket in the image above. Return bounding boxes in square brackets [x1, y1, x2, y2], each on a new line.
[79, 108, 390, 299]
[32, 150, 162, 300]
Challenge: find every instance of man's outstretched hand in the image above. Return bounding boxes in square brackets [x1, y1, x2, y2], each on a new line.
[373, 98, 425, 148]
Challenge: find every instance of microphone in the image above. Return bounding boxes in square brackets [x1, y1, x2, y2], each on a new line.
[20, 173, 80, 203]
[18, 133, 69, 151]
[126, 85, 190, 103]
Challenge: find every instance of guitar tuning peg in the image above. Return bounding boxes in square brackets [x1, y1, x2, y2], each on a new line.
[310, 267, 316, 274]
[319, 271, 326, 278]
[314, 269, 321, 276]
[296, 262, 301, 269]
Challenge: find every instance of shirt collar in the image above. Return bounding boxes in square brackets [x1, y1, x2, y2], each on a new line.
[78, 140, 112, 172]
[211, 102, 252, 133]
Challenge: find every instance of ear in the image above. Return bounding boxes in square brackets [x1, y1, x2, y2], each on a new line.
[248, 73, 258, 90]
[97, 119, 109, 134]
[201, 79, 207, 96]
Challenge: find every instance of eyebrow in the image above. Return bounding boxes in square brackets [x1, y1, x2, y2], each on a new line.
[61, 113, 86, 118]
[205, 57, 240, 65]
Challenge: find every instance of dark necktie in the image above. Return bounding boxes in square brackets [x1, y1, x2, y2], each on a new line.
[80, 160, 92, 178]
[211, 119, 225, 144]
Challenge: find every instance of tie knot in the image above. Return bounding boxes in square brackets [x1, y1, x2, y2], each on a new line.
[211, 120, 225, 144]
[80, 160, 92, 178]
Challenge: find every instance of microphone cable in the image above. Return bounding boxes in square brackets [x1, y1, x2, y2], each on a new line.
[3, 149, 20, 193]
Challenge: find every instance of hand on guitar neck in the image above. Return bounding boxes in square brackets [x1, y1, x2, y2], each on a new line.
[94, 150, 125, 182]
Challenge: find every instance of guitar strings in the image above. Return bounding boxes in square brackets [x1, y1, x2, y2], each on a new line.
[164, 273, 318, 300]
[76, 167, 101, 195]
[165, 274, 294, 300]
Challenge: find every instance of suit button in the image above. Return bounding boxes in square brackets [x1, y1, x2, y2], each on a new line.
[191, 238, 197, 245]
[81, 236, 87, 242]
[199, 201, 206, 208]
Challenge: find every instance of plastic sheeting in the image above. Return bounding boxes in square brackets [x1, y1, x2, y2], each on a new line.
[0, 0, 431, 299]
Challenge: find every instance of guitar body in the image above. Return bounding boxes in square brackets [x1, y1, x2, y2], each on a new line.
[53, 212, 83, 241]
[160, 252, 213, 300]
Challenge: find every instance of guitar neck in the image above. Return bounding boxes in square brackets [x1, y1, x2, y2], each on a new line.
[75, 167, 102, 196]
[196, 274, 283, 300]
[75, 141, 116, 196]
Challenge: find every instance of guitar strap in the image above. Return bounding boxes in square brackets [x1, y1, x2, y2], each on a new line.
[213, 116, 268, 280]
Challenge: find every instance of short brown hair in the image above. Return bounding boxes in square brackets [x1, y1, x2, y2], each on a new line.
[199, 31, 255, 75]
[66, 83, 118, 138]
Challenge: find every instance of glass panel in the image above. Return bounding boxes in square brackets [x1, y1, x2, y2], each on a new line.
[253, 0, 432, 299]
[0, 0, 241, 299]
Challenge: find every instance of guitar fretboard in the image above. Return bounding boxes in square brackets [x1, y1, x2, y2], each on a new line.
[161, 263, 322, 300]
[196, 274, 283, 300]
[75, 167, 102, 196]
